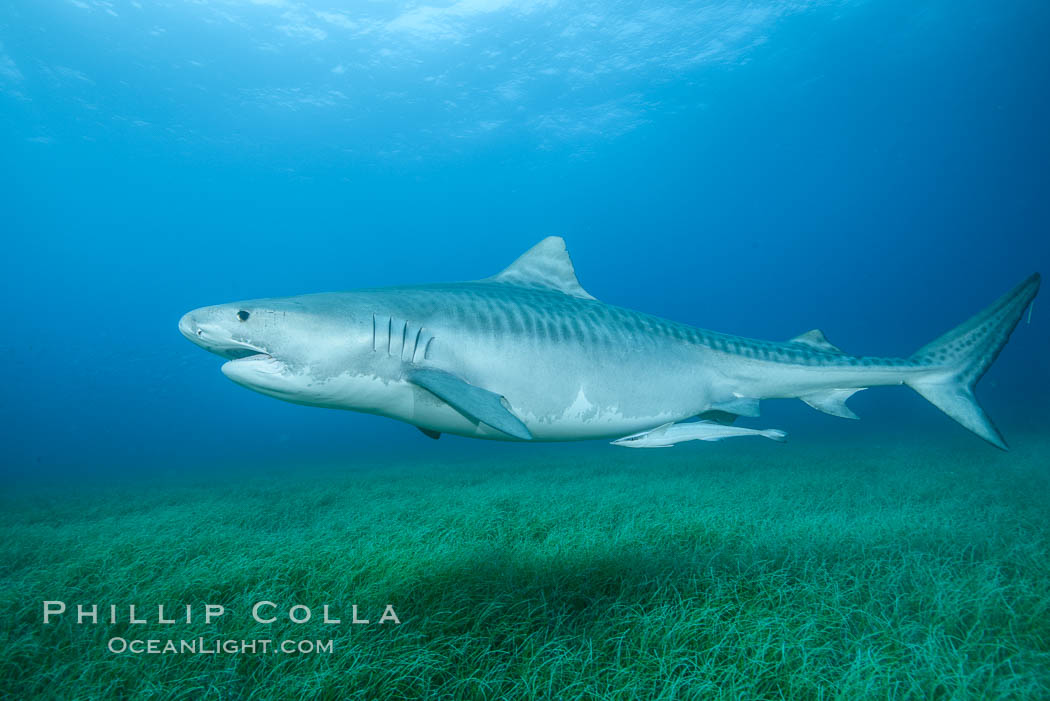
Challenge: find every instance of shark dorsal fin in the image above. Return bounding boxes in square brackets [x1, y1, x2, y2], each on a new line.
[789, 329, 843, 353]
[486, 236, 596, 300]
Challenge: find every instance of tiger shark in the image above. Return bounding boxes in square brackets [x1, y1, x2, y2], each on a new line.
[179, 237, 1039, 449]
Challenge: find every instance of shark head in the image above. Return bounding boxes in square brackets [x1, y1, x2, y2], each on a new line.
[179, 301, 274, 361]
[179, 296, 378, 407]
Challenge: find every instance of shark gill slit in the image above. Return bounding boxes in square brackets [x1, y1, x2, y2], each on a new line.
[411, 327, 423, 362]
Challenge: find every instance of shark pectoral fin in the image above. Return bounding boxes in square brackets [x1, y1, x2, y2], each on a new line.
[407, 368, 533, 440]
[708, 396, 760, 417]
[417, 427, 441, 440]
[800, 388, 865, 419]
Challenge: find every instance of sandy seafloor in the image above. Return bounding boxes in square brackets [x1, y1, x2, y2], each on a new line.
[2, 430, 1048, 700]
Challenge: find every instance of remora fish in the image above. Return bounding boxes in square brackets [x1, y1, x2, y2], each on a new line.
[179, 237, 1039, 449]
[611, 420, 788, 448]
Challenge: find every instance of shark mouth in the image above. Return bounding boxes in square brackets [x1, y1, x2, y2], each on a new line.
[221, 342, 279, 369]
[226, 348, 267, 360]
[225, 351, 278, 366]
[221, 352, 286, 378]
[216, 339, 272, 362]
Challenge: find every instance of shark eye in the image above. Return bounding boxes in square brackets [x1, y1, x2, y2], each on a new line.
[237, 310, 250, 322]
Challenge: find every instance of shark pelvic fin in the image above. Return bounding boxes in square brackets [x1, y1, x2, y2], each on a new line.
[790, 329, 843, 353]
[708, 396, 760, 417]
[486, 236, 596, 300]
[800, 388, 865, 419]
[407, 368, 533, 440]
[696, 410, 739, 425]
[417, 427, 441, 440]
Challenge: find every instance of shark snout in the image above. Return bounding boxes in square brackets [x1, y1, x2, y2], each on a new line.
[178, 312, 202, 343]
[179, 311, 219, 352]
[179, 307, 266, 360]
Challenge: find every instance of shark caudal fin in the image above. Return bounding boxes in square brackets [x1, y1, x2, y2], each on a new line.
[906, 273, 1040, 450]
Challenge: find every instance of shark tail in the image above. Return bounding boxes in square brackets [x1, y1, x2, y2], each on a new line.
[905, 273, 1040, 450]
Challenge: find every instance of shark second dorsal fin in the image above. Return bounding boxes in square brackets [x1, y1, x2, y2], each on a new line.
[789, 329, 843, 353]
[486, 236, 596, 300]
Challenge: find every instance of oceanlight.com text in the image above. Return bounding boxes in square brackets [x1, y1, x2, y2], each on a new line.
[107, 637, 334, 655]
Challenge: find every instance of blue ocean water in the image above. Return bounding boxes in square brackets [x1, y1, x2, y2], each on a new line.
[2, 0, 1048, 474]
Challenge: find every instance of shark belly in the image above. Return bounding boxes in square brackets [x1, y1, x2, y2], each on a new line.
[388, 306, 716, 441]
